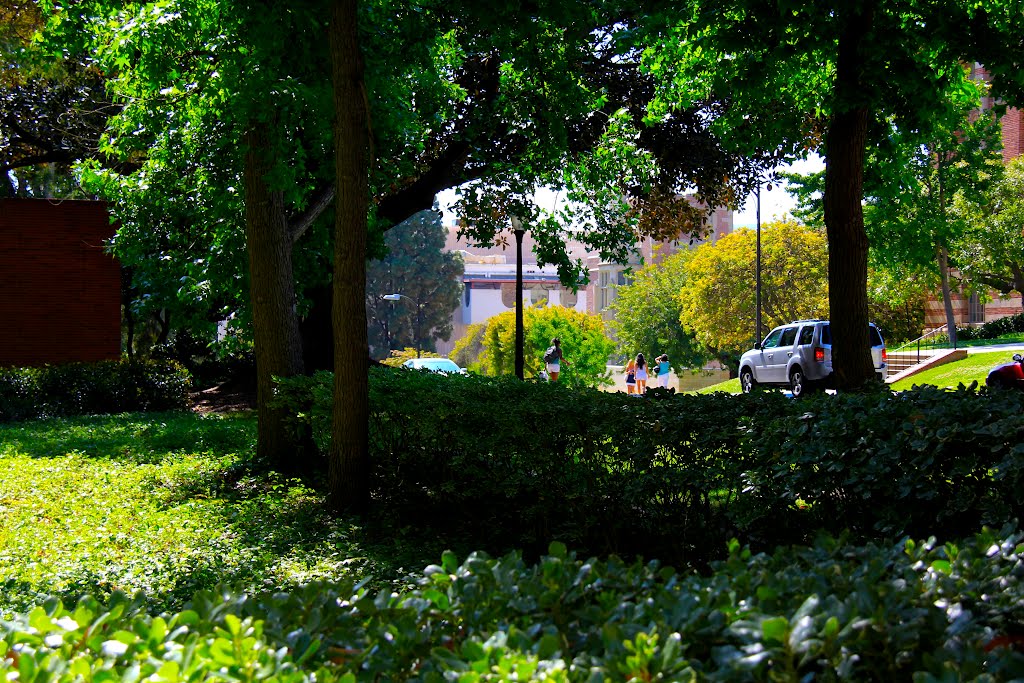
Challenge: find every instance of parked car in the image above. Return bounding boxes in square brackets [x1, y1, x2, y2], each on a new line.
[738, 319, 887, 397]
[401, 357, 468, 375]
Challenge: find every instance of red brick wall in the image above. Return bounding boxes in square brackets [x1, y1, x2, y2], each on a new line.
[1003, 107, 1023, 162]
[0, 199, 121, 367]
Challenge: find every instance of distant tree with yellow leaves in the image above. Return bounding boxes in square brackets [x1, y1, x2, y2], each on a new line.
[680, 220, 829, 372]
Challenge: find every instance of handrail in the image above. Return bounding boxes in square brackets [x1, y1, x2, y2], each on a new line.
[893, 323, 955, 365]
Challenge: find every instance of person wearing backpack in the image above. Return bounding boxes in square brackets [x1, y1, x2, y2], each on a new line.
[543, 337, 569, 382]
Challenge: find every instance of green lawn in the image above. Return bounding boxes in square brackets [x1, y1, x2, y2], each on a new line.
[0, 412, 434, 615]
[888, 350, 1011, 391]
[693, 349, 1018, 394]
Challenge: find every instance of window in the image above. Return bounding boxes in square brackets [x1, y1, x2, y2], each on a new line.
[779, 327, 798, 347]
[798, 326, 814, 345]
[762, 328, 784, 349]
[968, 293, 985, 324]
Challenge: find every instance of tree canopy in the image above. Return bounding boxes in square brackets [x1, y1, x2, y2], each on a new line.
[954, 155, 1024, 306]
[480, 304, 615, 390]
[607, 248, 706, 373]
[365, 208, 464, 359]
[643, 0, 1024, 388]
[680, 221, 829, 368]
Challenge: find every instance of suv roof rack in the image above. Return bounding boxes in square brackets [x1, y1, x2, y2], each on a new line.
[789, 319, 825, 324]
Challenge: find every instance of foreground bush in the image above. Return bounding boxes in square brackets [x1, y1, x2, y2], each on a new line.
[278, 370, 1024, 568]
[4, 530, 1024, 681]
[0, 360, 191, 422]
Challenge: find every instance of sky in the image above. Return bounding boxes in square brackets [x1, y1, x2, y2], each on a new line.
[438, 153, 825, 231]
[733, 154, 824, 228]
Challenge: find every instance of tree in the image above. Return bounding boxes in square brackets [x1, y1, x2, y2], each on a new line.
[863, 108, 1004, 347]
[954, 156, 1024, 308]
[0, 2, 119, 197]
[35, 0, 782, 510]
[606, 248, 706, 373]
[480, 304, 615, 390]
[365, 208, 464, 359]
[679, 220, 829, 372]
[647, 0, 1024, 389]
[782, 104, 1004, 343]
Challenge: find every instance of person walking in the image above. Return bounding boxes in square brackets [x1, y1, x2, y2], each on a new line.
[656, 354, 671, 389]
[624, 358, 637, 394]
[635, 352, 648, 394]
[544, 337, 569, 382]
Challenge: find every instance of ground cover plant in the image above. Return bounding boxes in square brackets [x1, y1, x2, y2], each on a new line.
[0, 412, 441, 616]
[5, 532, 1024, 681]
[6, 369, 1024, 678]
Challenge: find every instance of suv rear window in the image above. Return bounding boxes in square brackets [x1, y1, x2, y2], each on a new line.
[819, 324, 884, 346]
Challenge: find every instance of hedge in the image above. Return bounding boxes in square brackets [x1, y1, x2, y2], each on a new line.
[277, 369, 1024, 569]
[0, 360, 192, 422]
[4, 530, 1024, 681]
[958, 311, 1024, 341]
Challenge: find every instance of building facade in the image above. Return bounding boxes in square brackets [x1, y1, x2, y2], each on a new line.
[0, 199, 121, 366]
[437, 201, 733, 353]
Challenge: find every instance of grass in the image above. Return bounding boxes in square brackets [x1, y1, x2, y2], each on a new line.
[888, 350, 1012, 391]
[0, 411, 441, 615]
[692, 349, 1021, 393]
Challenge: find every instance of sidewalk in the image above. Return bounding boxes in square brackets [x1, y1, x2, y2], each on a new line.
[963, 342, 1024, 354]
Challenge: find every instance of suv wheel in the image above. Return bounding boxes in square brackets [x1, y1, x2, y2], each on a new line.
[790, 367, 807, 398]
[740, 368, 756, 393]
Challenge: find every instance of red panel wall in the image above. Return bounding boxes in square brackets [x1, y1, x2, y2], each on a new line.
[0, 199, 121, 367]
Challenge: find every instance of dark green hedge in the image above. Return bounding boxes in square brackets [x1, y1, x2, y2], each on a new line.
[0, 360, 192, 422]
[958, 311, 1024, 340]
[5, 530, 1024, 681]
[279, 370, 1024, 568]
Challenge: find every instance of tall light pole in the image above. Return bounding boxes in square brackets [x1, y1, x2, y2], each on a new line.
[382, 293, 424, 357]
[755, 183, 762, 345]
[510, 216, 525, 381]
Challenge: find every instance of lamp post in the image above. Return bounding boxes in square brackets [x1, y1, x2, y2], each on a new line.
[510, 216, 526, 381]
[755, 184, 762, 345]
[382, 293, 424, 357]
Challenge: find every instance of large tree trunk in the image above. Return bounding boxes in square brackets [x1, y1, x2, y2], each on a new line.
[823, 15, 875, 391]
[243, 122, 307, 470]
[328, 0, 370, 513]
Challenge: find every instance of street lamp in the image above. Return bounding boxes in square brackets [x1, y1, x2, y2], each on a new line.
[382, 293, 425, 357]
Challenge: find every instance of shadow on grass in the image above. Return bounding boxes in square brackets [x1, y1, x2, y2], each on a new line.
[0, 411, 472, 614]
[0, 411, 256, 463]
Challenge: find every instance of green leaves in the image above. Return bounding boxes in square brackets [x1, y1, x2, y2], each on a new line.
[6, 530, 1024, 680]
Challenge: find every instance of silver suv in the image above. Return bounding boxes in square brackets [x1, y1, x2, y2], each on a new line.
[738, 320, 887, 397]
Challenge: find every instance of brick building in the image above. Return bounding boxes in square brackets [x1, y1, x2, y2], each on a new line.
[0, 199, 121, 366]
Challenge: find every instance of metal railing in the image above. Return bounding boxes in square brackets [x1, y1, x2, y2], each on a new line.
[893, 323, 955, 365]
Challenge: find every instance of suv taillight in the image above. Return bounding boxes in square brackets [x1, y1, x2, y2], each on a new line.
[882, 348, 888, 361]
[814, 347, 825, 363]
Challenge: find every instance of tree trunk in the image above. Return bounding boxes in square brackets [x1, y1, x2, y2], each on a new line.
[937, 244, 958, 346]
[823, 15, 875, 390]
[243, 122, 307, 470]
[328, 0, 370, 514]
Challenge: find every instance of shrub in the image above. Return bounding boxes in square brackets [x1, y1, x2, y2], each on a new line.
[5, 530, 1024, 681]
[958, 311, 1024, 341]
[0, 360, 192, 422]
[279, 369, 1024, 569]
